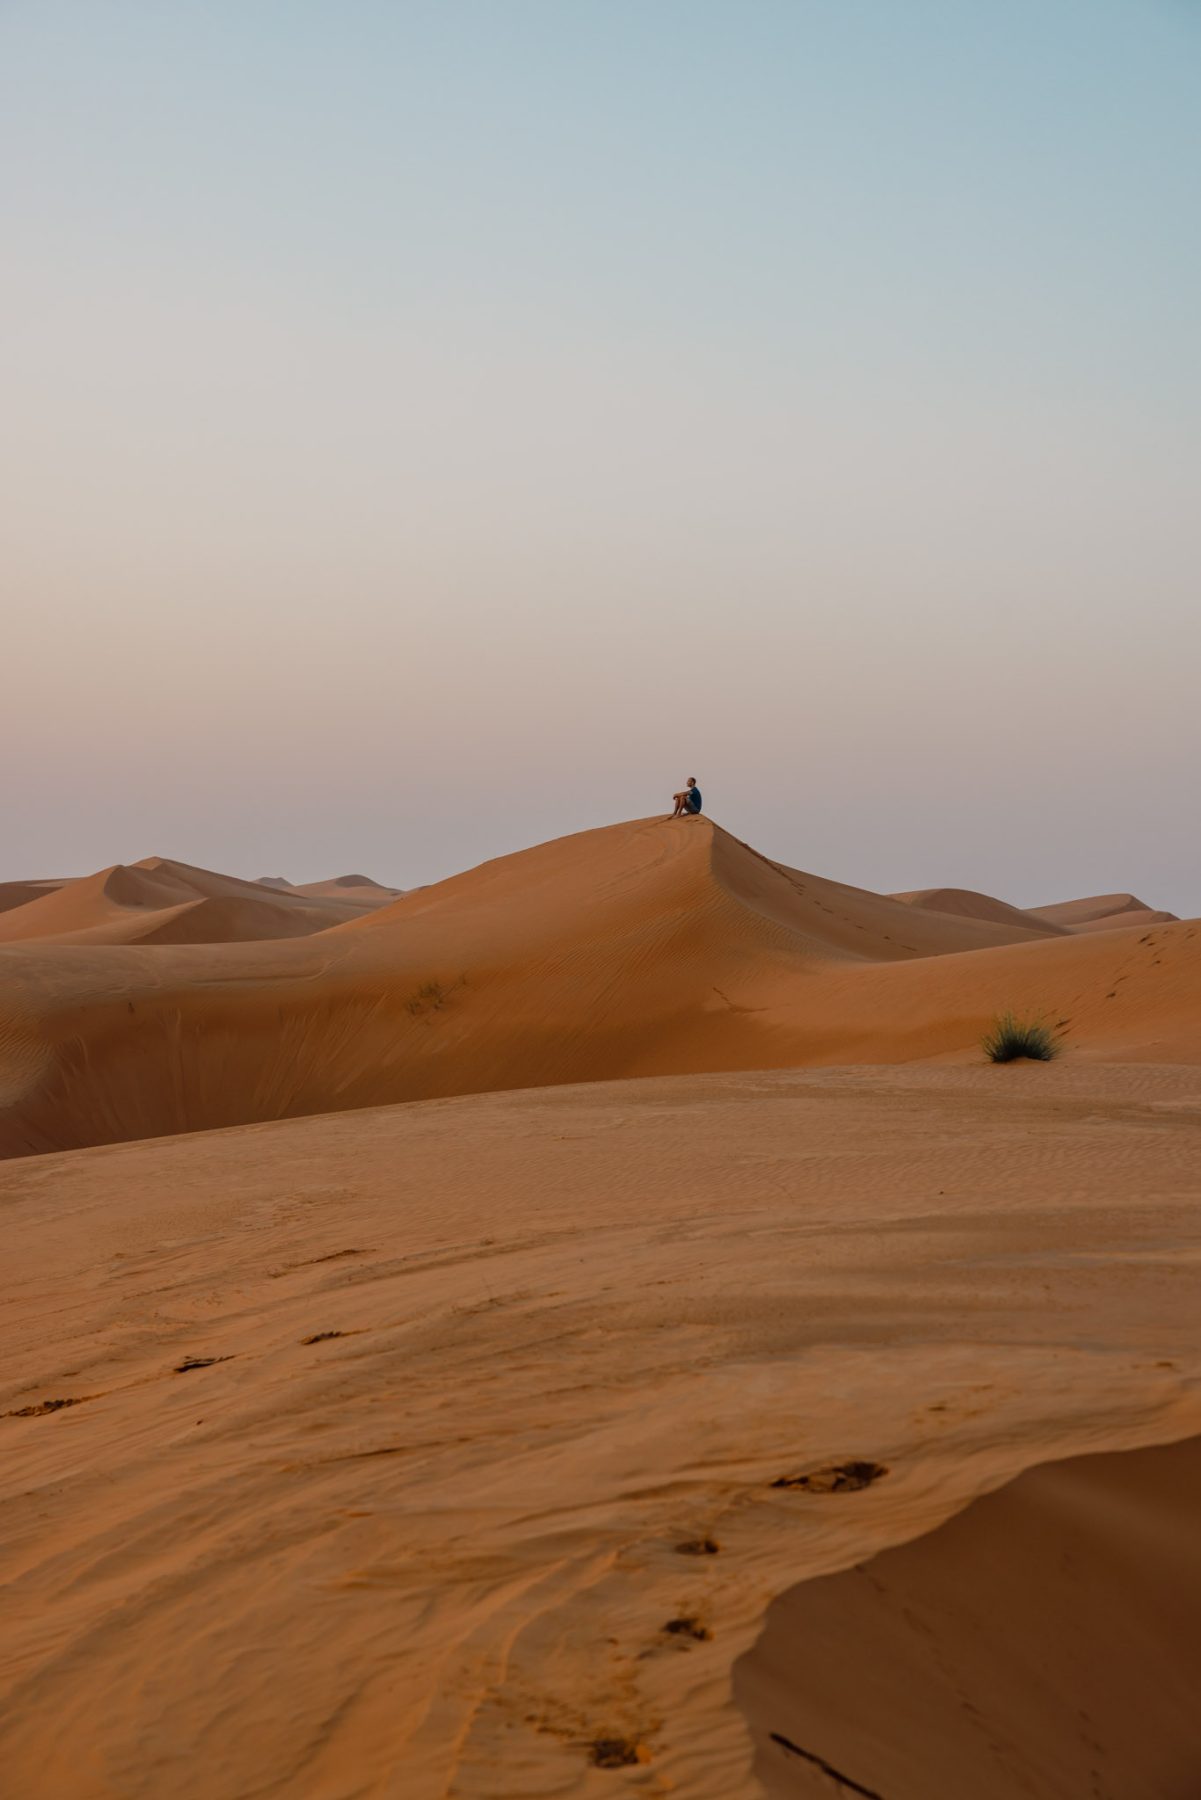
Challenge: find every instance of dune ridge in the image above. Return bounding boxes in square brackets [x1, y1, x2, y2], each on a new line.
[0, 855, 394, 948]
[0, 817, 1197, 1158]
[891, 884, 1066, 936]
[257, 872, 404, 905]
[1031, 892, 1180, 934]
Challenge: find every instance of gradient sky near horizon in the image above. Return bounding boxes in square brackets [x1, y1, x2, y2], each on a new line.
[4, 0, 1200, 908]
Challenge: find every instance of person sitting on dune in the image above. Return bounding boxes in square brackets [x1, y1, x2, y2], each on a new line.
[671, 778, 703, 818]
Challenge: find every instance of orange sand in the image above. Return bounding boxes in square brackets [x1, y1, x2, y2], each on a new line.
[1030, 892, 1179, 933]
[890, 885, 1066, 936]
[2, 1064, 1199, 1797]
[1, 818, 1198, 1158]
[0, 856, 394, 949]
[738, 1432, 1201, 1799]
[0, 878, 68, 917]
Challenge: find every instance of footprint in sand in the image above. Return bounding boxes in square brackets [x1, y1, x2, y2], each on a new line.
[4, 1394, 96, 1419]
[589, 1737, 651, 1769]
[771, 1460, 888, 1494]
[663, 1615, 712, 1643]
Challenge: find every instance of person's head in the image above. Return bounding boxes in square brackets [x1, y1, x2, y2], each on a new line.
[687, 777, 696, 788]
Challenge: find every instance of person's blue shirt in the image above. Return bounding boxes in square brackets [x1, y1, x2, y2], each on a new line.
[687, 786, 703, 813]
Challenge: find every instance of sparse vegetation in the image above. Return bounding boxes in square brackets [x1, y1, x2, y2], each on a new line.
[983, 1013, 1058, 1063]
[405, 974, 468, 1018]
[406, 980, 448, 1017]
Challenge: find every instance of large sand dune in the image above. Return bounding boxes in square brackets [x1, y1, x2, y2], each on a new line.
[2, 1064, 1198, 1797]
[1, 818, 1197, 1157]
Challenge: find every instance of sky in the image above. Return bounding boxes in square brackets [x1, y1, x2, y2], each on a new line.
[4, 0, 1200, 908]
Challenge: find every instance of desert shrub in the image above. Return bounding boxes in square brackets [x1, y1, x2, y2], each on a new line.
[406, 980, 447, 1017]
[982, 1012, 1057, 1063]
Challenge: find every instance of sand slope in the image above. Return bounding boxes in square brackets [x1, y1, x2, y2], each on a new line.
[1, 818, 1198, 1157]
[0, 879, 67, 917]
[2, 1064, 1199, 1797]
[1031, 892, 1179, 934]
[739, 1431, 1201, 1800]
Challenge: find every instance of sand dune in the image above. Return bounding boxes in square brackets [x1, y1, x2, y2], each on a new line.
[292, 873, 403, 902]
[2, 1064, 1198, 1797]
[1031, 892, 1179, 934]
[0, 878, 68, 917]
[892, 884, 1066, 937]
[257, 872, 404, 906]
[1, 817, 1197, 1157]
[0, 855, 381, 948]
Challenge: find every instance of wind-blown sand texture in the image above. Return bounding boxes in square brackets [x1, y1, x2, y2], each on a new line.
[2, 1064, 1199, 1797]
[1, 818, 1198, 1158]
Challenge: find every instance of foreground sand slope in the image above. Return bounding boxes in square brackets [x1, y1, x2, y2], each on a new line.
[2, 818, 1199, 1157]
[2, 1065, 1199, 1797]
[739, 1433, 1201, 1799]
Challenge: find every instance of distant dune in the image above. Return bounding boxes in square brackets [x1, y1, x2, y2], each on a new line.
[0, 817, 1196, 1158]
[0, 856, 389, 948]
[891, 885, 1066, 937]
[1030, 892, 1180, 934]
[291, 874, 404, 904]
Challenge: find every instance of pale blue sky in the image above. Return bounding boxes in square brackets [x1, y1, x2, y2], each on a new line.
[4, 1, 1199, 908]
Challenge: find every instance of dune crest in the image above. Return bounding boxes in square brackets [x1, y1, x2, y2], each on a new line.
[0, 816, 1197, 1157]
[891, 885, 1066, 936]
[0, 879, 68, 917]
[0, 855, 393, 948]
[1031, 892, 1180, 934]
